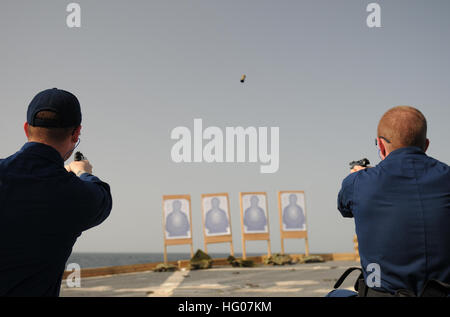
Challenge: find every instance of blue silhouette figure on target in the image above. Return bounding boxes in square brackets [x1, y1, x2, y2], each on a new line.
[282, 194, 305, 229]
[166, 200, 190, 237]
[204, 197, 229, 235]
[243, 195, 267, 232]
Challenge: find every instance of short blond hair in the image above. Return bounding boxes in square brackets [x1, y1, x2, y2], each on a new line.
[377, 106, 427, 151]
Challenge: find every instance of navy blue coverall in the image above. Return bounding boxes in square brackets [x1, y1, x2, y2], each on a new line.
[332, 147, 450, 296]
[0, 142, 112, 296]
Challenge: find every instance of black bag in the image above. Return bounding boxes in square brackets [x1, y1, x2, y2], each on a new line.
[334, 267, 450, 297]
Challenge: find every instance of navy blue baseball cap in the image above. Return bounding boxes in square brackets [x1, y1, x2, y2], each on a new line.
[27, 88, 82, 128]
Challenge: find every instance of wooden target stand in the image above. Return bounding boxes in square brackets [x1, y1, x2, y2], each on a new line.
[201, 193, 234, 256]
[239, 192, 272, 260]
[162, 194, 194, 264]
[278, 190, 309, 256]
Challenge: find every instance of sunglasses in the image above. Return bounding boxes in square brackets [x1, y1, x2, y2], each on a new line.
[375, 136, 391, 146]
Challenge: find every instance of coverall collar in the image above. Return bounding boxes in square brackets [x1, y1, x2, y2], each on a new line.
[20, 142, 64, 166]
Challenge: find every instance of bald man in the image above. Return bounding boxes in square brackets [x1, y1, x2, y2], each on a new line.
[331, 106, 450, 297]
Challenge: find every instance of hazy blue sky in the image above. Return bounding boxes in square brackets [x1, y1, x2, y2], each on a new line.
[1, 0, 449, 254]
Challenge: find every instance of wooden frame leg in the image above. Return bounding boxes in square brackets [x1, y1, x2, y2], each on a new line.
[281, 238, 285, 255]
[305, 237, 310, 257]
[267, 239, 272, 257]
[164, 245, 168, 264]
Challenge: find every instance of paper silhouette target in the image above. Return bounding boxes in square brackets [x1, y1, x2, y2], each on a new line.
[202, 195, 231, 236]
[161, 194, 194, 263]
[241, 194, 269, 234]
[280, 192, 306, 231]
[201, 193, 234, 255]
[163, 198, 191, 239]
[278, 191, 309, 256]
[239, 192, 271, 259]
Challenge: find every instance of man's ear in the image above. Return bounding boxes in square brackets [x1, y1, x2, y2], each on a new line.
[72, 125, 82, 143]
[424, 139, 430, 152]
[24, 122, 30, 139]
[378, 137, 387, 160]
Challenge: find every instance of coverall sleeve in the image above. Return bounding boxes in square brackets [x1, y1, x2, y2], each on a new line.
[337, 173, 357, 218]
[76, 173, 113, 231]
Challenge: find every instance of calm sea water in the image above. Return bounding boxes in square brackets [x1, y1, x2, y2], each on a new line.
[67, 252, 259, 268]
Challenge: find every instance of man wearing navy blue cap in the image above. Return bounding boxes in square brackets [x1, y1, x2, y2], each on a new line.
[0, 88, 112, 296]
[329, 106, 450, 297]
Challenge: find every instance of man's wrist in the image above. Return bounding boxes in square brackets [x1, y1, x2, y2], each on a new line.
[76, 170, 89, 177]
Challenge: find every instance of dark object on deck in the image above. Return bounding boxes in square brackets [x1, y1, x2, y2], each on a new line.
[227, 255, 255, 268]
[74, 151, 86, 161]
[153, 263, 177, 272]
[300, 255, 325, 264]
[240, 74, 246, 83]
[349, 158, 370, 170]
[189, 249, 213, 270]
[264, 253, 295, 266]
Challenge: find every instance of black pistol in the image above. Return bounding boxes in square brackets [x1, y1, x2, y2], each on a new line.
[349, 158, 370, 170]
[74, 151, 86, 161]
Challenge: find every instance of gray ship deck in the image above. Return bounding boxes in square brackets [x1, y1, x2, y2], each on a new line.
[60, 260, 359, 297]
